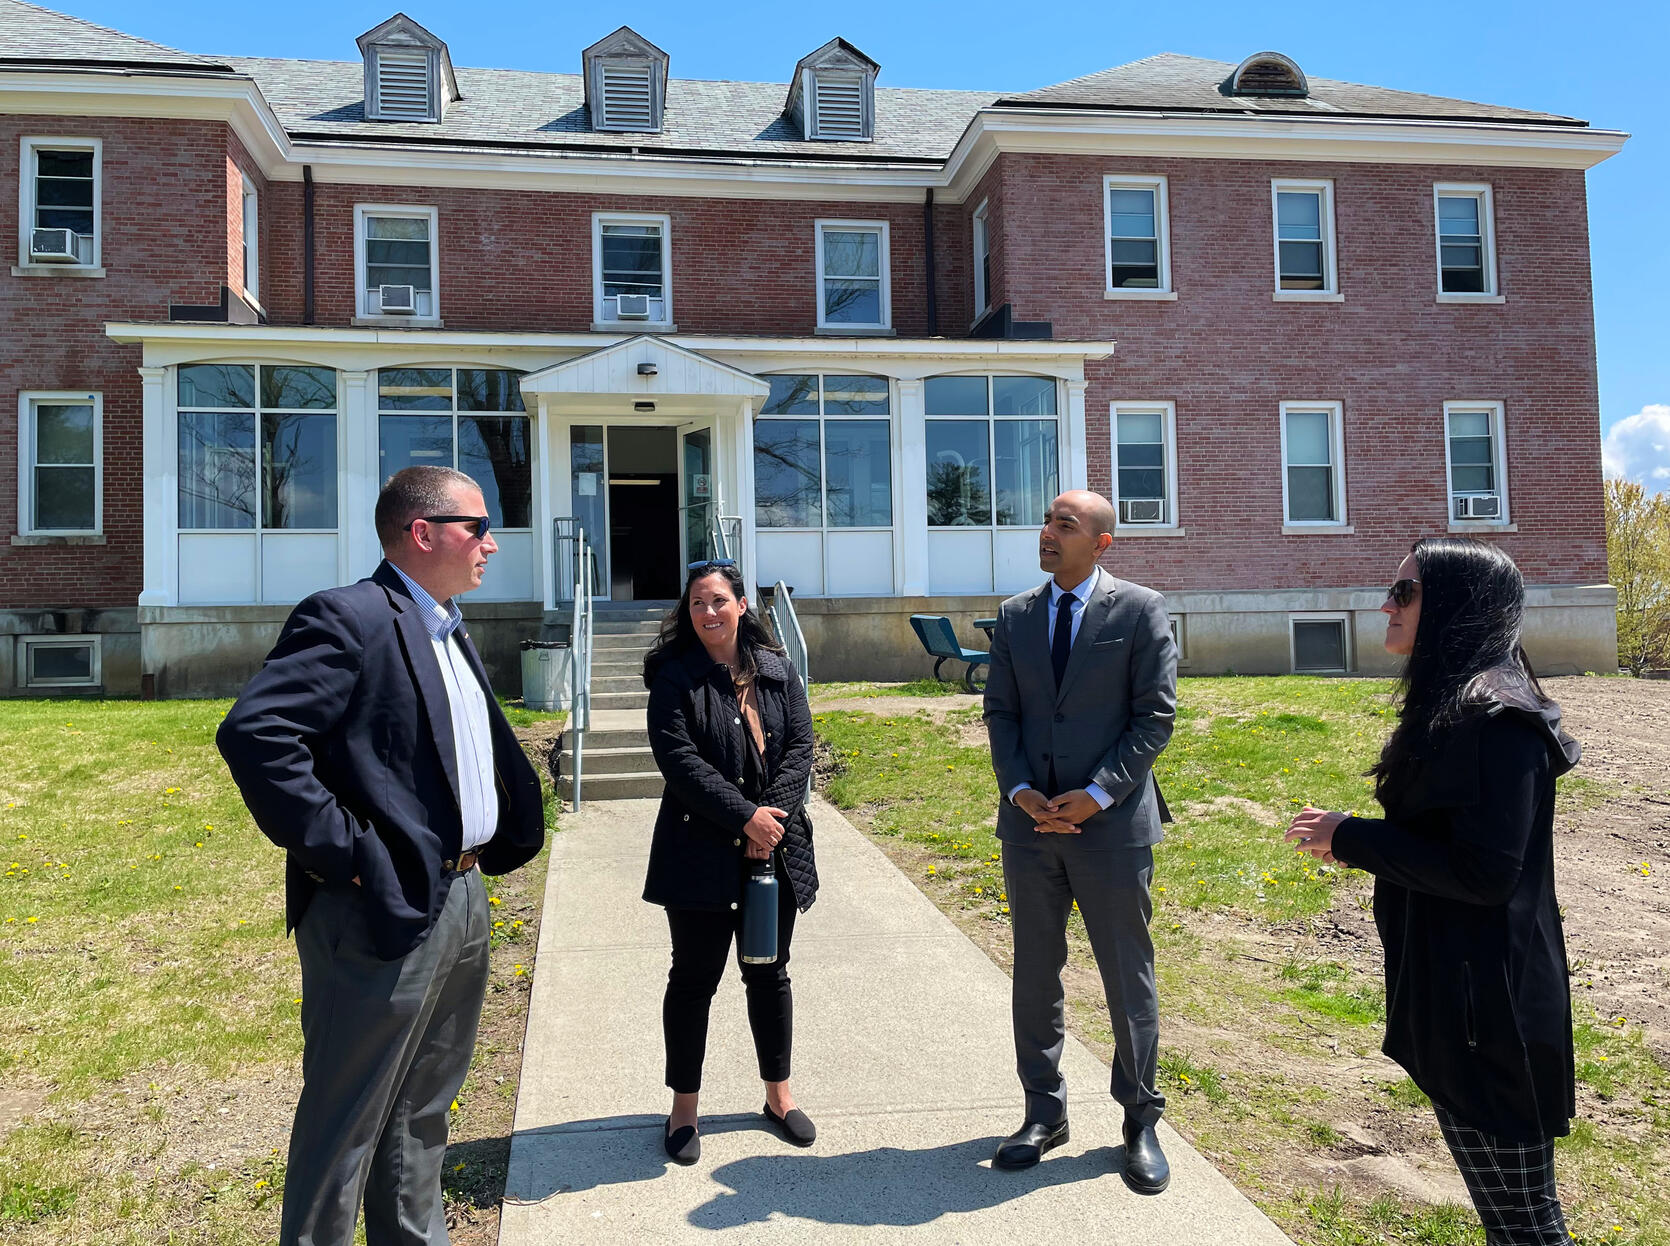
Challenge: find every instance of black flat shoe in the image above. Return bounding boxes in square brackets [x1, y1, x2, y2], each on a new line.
[1121, 1120, 1170, 1194]
[763, 1102, 816, 1146]
[663, 1121, 700, 1165]
[994, 1119, 1069, 1170]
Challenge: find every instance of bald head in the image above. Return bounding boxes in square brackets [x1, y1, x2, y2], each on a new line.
[1039, 490, 1115, 586]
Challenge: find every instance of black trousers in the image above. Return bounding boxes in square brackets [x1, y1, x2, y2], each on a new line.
[663, 896, 797, 1094]
[1434, 1104, 1569, 1245]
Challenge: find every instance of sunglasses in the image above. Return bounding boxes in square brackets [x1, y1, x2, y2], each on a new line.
[1385, 578, 1419, 608]
[686, 558, 737, 573]
[408, 514, 492, 540]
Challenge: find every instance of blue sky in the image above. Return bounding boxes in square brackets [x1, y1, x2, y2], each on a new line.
[56, 0, 1670, 487]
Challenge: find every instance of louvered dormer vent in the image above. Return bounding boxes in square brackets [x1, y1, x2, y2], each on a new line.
[811, 72, 866, 139]
[375, 49, 433, 119]
[600, 63, 655, 130]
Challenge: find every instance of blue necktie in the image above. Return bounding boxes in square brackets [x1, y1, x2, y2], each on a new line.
[1051, 592, 1075, 688]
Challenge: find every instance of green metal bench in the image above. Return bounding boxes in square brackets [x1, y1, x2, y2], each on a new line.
[909, 614, 990, 692]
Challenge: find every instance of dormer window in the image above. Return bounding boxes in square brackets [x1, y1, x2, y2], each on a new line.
[786, 39, 879, 142]
[1229, 51, 1309, 98]
[583, 28, 668, 134]
[357, 14, 459, 123]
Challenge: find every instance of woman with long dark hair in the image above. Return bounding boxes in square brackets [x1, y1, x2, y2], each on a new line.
[1286, 538, 1580, 1245]
[641, 561, 818, 1165]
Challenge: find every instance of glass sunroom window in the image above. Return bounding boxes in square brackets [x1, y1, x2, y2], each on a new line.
[755, 375, 892, 529]
[925, 376, 1058, 527]
[378, 368, 532, 528]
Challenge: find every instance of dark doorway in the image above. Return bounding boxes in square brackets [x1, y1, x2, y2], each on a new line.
[606, 426, 681, 600]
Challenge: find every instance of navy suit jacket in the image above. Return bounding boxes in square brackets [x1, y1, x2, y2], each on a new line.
[217, 561, 546, 960]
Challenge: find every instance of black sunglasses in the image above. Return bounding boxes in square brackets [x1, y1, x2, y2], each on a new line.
[408, 514, 492, 540]
[686, 558, 737, 573]
[1386, 578, 1419, 608]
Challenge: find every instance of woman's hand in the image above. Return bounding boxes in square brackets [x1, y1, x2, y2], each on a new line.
[744, 805, 789, 853]
[743, 838, 772, 860]
[1284, 806, 1348, 863]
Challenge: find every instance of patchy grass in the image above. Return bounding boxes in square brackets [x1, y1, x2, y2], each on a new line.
[811, 678, 970, 699]
[0, 698, 551, 1245]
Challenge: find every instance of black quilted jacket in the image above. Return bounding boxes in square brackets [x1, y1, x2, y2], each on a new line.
[642, 644, 818, 912]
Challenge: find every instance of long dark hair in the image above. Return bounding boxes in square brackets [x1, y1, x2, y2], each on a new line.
[1370, 537, 1547, 800]
[641, 563, 784, 688]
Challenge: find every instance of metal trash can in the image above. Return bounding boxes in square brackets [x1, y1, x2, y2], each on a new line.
[520, 640, 571, 712]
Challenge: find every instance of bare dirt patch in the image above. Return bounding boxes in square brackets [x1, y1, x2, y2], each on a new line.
[811, 690, 982, 719]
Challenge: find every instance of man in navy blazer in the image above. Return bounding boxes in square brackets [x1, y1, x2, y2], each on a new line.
[218, 465, 545, 1246]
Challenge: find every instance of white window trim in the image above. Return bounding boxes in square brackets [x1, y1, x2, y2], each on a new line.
[1443, 399, 1513, 529]
[17, 634, 101, 689]
[1271, 178, 1340, 301]
[1433, 183, 1503, 303]
[1110, 400, 1182, 533]
[815, 219, 892, 332]
[1290, 612, 1352, 674]
[17, 390, 102, 537]
[1279, 400, 1349, 529]
[1104, 174, 1174, 298]
[971, 199, 991, 320]
[241, 175, 260, 303]
[353, 203, 441, 324]
[591, 211, 674, 330]
[16, 136, 103, 275]
[1169, 613, 1188, 664]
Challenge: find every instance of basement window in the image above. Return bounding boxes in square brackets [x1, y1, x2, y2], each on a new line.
[19, 635, 100, 688]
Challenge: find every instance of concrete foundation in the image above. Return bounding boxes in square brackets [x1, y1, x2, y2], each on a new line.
[0, 607, 140, 698]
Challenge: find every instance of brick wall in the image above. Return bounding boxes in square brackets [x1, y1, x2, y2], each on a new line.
[973, 152, 1606, 591]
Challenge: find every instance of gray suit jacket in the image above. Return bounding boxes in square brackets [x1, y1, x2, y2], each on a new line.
[983, 567, 1178, 849]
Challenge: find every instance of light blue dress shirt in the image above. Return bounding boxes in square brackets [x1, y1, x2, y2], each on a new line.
[1009, 570, 1114, 810]
[392, 565, 497, 853]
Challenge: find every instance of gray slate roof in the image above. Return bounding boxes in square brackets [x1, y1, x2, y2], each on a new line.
[1000, 52, 1582, 127]
[224, 56, 998, 162]
[0, 0, 229, 71]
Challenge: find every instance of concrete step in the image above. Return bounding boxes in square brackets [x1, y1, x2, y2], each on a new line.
[591, 690, 650, 711]
[593, 673, 644, 695]
[559, 770, 664, 801]
[567, 726, 649, 751]
[591, 658, 643, 674]
[558, 745, 659, 776]
[592, 631, 655, 651]
[594, 619, 663, 636]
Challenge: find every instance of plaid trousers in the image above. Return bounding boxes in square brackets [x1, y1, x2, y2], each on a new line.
[1434, 1104, 1569, 1246]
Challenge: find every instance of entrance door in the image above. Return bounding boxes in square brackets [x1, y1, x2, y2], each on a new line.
[680, 426, 715, 567]
[605, 426, 681, 600]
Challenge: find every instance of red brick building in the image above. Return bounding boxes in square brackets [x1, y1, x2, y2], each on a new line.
[0, 4, 1625, 694]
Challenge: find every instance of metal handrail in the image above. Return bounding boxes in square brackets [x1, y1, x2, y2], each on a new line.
[569, 532, 595, 811]
[765, 578, 811, 805]
[717, 514, 742, 563]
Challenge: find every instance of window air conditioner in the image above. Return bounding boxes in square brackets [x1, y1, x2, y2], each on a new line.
[615, 293, 652, 320]
[29, 228, 79, 263]
[1120, 498, 1163, 524]
[1455, 494, 1501, 520]
[378, 284, 417, 314]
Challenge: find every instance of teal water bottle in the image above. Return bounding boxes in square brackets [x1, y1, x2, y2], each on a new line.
[740, 856, 779, 964]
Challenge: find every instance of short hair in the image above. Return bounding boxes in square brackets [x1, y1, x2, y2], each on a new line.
[375, 466, 479, 550]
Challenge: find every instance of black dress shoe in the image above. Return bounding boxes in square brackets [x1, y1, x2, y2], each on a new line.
[1121, 1119, 1170, 1194]
[764, 1102, 817, 1147]
[994, 1119, 1069, 1170]
[663, 1121, 700, 1165]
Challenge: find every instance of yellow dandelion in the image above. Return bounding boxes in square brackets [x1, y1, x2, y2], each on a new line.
[254, 1179, 268, 1189]
[25, 916, 39, 924]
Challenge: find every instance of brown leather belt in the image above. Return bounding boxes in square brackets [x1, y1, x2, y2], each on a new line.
[448, 851, 480, 875]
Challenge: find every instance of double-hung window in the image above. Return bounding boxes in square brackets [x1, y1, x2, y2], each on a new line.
[1280, 402, 1347, 527]
[378, 368, 533, 530]
[1272, 180, 1338, 298]
[815, 220, 890, 331]
[593, 212, 672, 327]
[1111, 402, 1178, 528]
[972, 201, 991, 319]
[1434, 185, 1498, 299]
[18, 392, 101, 535]
[355, 205, 439, 320]
[926, 376, 1059, 527]
[1444, 401, 1509, 523]
[1104, 175, 1171, 295]
[19, 137, 101, 269]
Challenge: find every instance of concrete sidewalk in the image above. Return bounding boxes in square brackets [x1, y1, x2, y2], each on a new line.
[499, 795, 1294, 1244]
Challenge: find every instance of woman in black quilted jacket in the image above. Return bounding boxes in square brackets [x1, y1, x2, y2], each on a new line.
[1286, 538, 1580, 1245]
[642, 560, 819, 1165]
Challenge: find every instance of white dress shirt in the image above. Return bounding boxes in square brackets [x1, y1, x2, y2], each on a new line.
[1010, 569, 1114, 811]
[392, 565, 497, 852]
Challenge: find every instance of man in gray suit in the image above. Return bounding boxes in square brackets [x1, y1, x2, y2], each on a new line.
[983, 489, 1177, 1193]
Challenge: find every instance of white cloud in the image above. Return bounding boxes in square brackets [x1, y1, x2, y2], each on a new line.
[1603, 405, 1670, 491]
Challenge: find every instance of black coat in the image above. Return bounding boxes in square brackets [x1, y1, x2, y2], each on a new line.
[642, 645, 818, 913]
[217, 562, 546, 960]
[1332, 673, 1580, 1142]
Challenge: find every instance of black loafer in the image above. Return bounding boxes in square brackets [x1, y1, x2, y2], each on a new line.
[764, 1102, 816, 1146]
[663, 1121, 700, 1165]
[994, 1119, 1069, 1170]
[1121, 1120, 1170, 1194]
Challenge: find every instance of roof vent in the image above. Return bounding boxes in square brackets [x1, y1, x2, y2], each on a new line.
[1229, 51, 1309, 98]
[786, 38, 879, 142]
[357, 14, 459, 123]
[583, 27, 668, 134]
